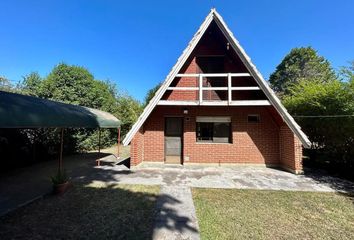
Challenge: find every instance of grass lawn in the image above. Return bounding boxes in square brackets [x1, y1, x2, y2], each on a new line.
[193, 188, 354, 240]
[101, 144, 130, 160]
[0, 183, 159, 240]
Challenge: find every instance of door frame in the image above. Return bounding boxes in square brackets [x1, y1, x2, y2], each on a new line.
[164, 116, 184, 164]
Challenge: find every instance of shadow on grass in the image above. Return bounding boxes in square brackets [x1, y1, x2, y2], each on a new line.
[153, 193, 198, 237]
[69, 163, 199, 237]
[0, 152, 198, 239]
[303, 167, 354, 193]
[0, 182, 158, 239]
[0, 181, 196, 239]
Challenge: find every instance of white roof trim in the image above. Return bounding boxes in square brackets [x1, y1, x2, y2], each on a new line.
[122, 9, 214, 146]
[196, 116, 231, 123]
[212, 11, 310, 147]
[123, 9, 311, 148]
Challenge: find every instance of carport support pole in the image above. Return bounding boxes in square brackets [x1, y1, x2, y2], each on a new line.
[96, 128, 101, 166]
[117, 127, 120, 158]
[98, 129, 101, 155]
[59, 128, 64, 172]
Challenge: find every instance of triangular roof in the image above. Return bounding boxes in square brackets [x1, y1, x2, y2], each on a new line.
[123, 9, 311, 148]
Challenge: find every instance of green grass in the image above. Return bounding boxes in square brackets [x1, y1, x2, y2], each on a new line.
[193, 188, 354, 240]
[0, 183, 159, 240]
[101, 144, 130, 159]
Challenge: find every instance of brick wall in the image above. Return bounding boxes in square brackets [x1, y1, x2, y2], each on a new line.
[129, 21, 304, 172]
[160, 22, 259, 103]
[130, 106, 304, 173]
[162, 58, 199, 101]
[184, 106, 280, 165]
[279, 126, 303, 173]
[131, 127, 144, 165]
[131, 106, 281, 165]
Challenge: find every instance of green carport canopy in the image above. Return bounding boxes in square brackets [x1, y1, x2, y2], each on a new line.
[0, 91, 120, 128]
[0, 91, 121, 172]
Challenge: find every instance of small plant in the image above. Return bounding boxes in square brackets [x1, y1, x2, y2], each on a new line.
[51, 170, 69, 185]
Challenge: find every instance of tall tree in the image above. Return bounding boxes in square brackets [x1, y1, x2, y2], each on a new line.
[40, 63, 97, 106]
[283, 77, 354, 177]
[20, 72, 42, 96]
[116, 94, 142, 137]
[0, 76, 13, 92]
[339, 60, 354, 83]
[143, 82, 161, 107]
[19, 63, 123, 151]
[269, 47, 336, 94]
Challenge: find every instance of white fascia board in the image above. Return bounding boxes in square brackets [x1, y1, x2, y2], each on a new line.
[175, 73, 251, 77]
[200, 101, 228, 106]
[212, 11, 311, 148]
[196, 116, 231, 122]
[157, 100, 199, 106]
[231, 87, 260, 90]
[229, 100, 271, 106]
[167, 87, 199, 90]
[122, 10, 215, 146]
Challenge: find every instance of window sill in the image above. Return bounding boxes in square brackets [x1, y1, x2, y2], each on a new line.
[196, 142, 232, 145]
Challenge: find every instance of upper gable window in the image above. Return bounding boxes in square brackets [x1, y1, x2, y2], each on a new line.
[197, 56, 224, 73]
[248, 114, 260, 123]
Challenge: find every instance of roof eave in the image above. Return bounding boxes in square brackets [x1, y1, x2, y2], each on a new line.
[123, 9, 311, 148]
[122, 9, 215, 146]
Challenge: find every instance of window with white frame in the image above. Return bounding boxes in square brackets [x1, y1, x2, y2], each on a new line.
[196, 116, 231, 143]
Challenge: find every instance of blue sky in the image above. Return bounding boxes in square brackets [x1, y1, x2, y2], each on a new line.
[0, 0, 353, 101]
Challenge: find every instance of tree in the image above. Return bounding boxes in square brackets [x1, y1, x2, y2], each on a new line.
[116, 94, 142, 137]
[283, 78, 354, 177]
[0, 76, 13, 92]
[20, 72, 42, 96]
[143, 82, 161, 107]
[269, 47, 336, 94]
[40, 63, 97, 106]
[341, 61, 354, 112]
[270, 49, 354, 179]
[3, 63, 144, 171]
[19, 63, 123, 151]
[339, 60, 354, 83]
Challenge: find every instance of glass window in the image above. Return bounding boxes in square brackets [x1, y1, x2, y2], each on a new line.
[197, 122, 213, 142]
[213, 122, 230, 143]
[248, 115, 260, 123]
[196, 120, 231, 143]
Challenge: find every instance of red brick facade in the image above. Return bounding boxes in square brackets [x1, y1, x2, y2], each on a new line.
[279, 126, 303, 173]
[131, 128, 144, 166]
[130, 106, 303, 173]
[129, 16, 305, 174]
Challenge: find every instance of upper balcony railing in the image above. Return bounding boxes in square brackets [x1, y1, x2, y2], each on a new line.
[158, 73, 270, 106]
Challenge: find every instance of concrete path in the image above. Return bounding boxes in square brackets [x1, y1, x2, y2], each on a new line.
[153, 186, 200, 240]
[78, 159, 354, 193]
[1, 152, 353, 218]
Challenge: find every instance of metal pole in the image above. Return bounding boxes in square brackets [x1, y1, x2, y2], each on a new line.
[59, 128, 64, 172]
[117, 128, 121, 159]
[96, 129, 101, 166]
[98, 129, 101, 154]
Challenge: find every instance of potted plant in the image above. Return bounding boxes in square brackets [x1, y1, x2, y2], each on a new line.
[51, 170, 71, 195]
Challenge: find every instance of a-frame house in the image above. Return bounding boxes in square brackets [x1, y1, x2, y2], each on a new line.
[123, 9, 311, 174]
